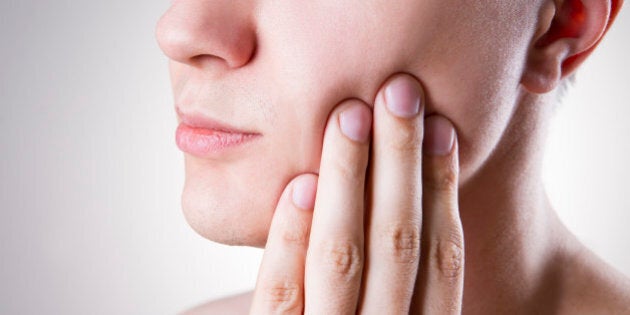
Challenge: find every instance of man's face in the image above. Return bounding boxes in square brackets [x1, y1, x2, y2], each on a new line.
[157, 0, 539, 247]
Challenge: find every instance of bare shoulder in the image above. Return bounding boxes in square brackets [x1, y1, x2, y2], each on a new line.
[560, 247, 630, 314]
[180, 290, 254, 315]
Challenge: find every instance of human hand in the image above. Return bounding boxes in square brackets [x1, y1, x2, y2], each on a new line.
[249, 74, 464, 314]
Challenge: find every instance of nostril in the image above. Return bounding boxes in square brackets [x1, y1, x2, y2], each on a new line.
[155, 13, 201, 65]
[220, 28, 257, 68]
[155, 2, 257, 70]
[189, 55, 231, 71]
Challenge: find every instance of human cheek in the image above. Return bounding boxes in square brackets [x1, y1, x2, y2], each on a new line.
[403, 17, 533, 184]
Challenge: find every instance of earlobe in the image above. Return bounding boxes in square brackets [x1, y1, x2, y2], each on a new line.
[521, 0, 621, 94]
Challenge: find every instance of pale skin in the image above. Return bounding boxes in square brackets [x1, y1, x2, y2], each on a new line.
[181, 77, 630, 315]
[156, 0, 630, 313]
[249, 75, 465, 314]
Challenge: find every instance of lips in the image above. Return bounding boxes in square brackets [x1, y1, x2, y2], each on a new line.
[175, 106, 261, 158]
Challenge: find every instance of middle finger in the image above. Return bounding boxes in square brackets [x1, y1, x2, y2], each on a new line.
[359, 74, 425, 314]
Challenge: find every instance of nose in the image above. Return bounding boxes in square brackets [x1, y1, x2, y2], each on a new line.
[155, 1, 257, 70]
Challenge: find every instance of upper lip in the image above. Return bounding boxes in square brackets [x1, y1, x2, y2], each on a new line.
[175, 105, 260, 135]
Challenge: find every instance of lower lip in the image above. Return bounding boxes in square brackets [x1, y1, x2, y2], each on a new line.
[175, 123, 260, 158]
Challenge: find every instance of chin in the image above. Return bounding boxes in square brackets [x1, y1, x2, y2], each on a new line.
[181, 182, 272, 248]
[179, 155, 293, 248]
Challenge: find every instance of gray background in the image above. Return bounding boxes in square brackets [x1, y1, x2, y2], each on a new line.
[0, 1, 629, 314]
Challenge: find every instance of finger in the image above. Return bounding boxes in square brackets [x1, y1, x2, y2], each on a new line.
[411, 115, 464, 315]
[304, 100, 372, 315]
[358, 74, 425, 314]
[250, 174, 318, 315]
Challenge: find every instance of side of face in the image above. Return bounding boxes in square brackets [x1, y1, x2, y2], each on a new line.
[156, 0, 545, 247]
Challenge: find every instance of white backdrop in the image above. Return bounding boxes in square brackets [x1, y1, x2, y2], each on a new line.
[0, 1, 628, 314]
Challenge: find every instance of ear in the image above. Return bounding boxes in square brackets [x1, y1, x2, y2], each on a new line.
[521, 0, 623, 94]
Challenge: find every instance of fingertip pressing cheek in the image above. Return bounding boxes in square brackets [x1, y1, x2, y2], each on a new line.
[164, 0, 556, 247]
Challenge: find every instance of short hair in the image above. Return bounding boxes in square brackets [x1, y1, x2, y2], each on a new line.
[556, 73, 577, 102]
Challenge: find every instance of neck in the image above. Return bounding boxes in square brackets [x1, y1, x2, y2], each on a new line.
[457, 91, 576, 313]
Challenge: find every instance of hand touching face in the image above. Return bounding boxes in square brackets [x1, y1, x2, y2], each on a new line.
[156, 0, 539, 246]
[251, 74, 465, 314]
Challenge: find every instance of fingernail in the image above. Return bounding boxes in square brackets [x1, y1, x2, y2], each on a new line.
[385, 76, 422, 118]
[292, 176, 317, 210]
[424, 115, 455, 156]
[339, 103, 372, 143]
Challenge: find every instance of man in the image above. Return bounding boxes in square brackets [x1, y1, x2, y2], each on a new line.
[157, 0, 629, 313]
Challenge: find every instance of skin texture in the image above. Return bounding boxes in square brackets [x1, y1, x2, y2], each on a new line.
[156, 0, 630, 313]
[158, 0, 536, 247]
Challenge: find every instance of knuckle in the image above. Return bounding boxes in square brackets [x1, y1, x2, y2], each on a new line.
[380, 223, 421, 264]
[385, 122, 422, 154]
[262, 279, 302, 313]
[325, 153, 366, 186]
[431, 230, 464, 279]
[424, 161, 458, 192]
[333, 156, 364, 183]
[280, 221, 310, 247]
[318, 240, 363, 279]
